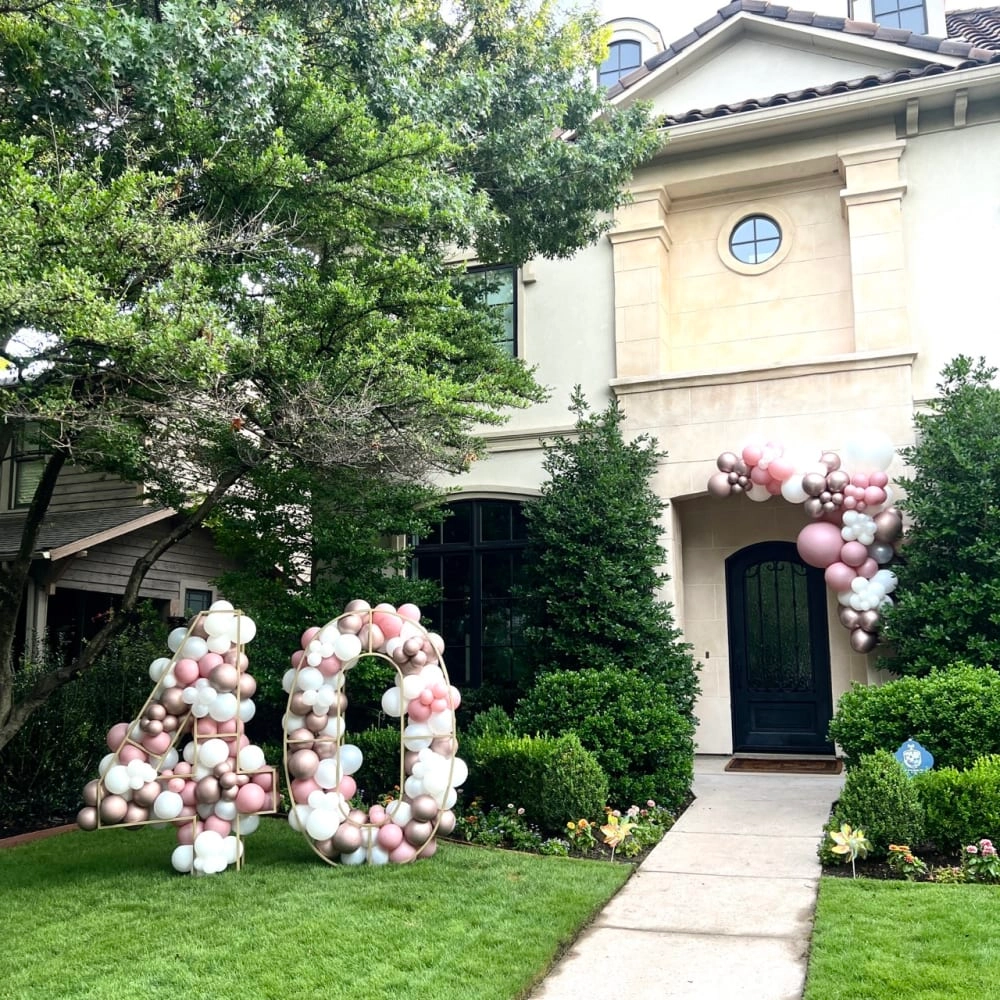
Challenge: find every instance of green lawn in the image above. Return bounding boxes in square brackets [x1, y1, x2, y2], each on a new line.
[0, 820, 629, 1000]
[805, 879, 1000, 1000]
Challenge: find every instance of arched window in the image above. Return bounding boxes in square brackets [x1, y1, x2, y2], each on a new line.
[412, 499, 528, 695]
[599, 40, 642, 88]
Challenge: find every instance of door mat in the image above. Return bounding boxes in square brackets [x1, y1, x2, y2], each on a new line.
[725, 757, 843, 775]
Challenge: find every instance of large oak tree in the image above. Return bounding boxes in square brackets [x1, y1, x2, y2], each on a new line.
[0, 0, 656, 749]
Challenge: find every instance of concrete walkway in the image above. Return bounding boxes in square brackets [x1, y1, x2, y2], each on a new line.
[531, 755, 844, 1000]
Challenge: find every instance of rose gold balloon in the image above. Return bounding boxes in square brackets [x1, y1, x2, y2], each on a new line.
[716, 451, 739, 473]
[838, 608, 860, 630]
[347, 808, 368, 826]
[331, 823, 362, 853]
[238, 673, 257, 698]
[850, 628, 878, 654]
[827, 470, 849, 492]
[147, 702, 167, 722]
[162, 715, 179, 733]
[196, 777, 221, 804]
[160, 688, 188, 716]
[404, 819, 433, 847]
[430, 736, 457, 757]
[858, 610, 881, 633]
[345, 599, 371, 614]
[437, 809, 457, 836]
[338, 614, 363, 635]
[288, 728, 315, 748]
[288, 748, 320, 780]
[410, 795, 439, 823]
[802, 472, 827, 497]
[83, 779, 100, 807]
[404, 750, 419, 774]
[99, 794, 129, 825]
[133, 782, 161, 808]
[289, 692, 312, 717]
[76, 806, 99, 831]
[209, 664, 239, 692]
[305, 712, 328, 733]
[124, 803, 149, 827]
[821, 451, 841, 472]
[314, 741, 336, 759]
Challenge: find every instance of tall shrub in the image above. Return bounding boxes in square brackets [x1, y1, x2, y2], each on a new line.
[516, 390, 699, 717]
[881, 356, 1000, 675]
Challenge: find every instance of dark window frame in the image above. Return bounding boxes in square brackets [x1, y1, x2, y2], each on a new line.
[599, 39, 643, 88]
[411, 499, 528, 691]
[9, 423, 47, 510]
[184, 588, 215, 616]
[463, 264, 517, 358]
[729, 215, 782, 266]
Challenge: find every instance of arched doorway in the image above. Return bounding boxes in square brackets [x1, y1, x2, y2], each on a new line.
[726, 541, 834, 754]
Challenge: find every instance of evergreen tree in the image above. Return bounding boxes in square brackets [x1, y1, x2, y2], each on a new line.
[881, 356, 1000, 675]
[516, 390, 699, 718]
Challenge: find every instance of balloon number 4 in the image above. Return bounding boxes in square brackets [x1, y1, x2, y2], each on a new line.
[77, 603, 280, 875]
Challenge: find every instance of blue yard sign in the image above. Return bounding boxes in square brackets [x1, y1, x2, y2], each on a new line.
[895, 739, 933, 777]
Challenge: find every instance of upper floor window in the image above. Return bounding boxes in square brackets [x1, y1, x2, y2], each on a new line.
[184, 588, 214, 616]
[599, 40, 642, 88]
[9, 423, 46, 509]
[729, 215, 782, 266]
[463, 265, 517, 357]
[872, 0, 926, 32]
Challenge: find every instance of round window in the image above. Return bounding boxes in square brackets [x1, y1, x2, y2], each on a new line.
[729, 215, 782, 266]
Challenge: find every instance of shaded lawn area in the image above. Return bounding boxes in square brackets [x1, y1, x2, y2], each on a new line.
[0, 819, 630, 1000]
[805, 879, 1000, 1000]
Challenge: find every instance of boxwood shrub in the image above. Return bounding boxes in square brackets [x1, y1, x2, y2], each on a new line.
[915, 755, 1000, 852]
[514, 668, 694, 811]
[828, 664, 1000, 770]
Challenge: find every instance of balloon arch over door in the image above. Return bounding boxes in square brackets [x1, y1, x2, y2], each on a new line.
[77, 600, 465, 875]
[707, 432, 903, 654]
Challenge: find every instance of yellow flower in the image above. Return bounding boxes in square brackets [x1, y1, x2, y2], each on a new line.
[578, 819, 589, 829]
[566, 821, 576, 831]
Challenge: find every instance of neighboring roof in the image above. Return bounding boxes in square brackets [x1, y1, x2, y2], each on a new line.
[0, 506, 174, 561]
[607, 2, 1000, 127]
[946, 6, 1000, 49]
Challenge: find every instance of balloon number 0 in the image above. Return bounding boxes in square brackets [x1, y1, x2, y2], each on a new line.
[283, 600, 466, 866]
[77, 603, 280, 875]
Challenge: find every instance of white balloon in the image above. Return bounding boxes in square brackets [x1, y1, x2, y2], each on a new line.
[203, 612, 235, 637]
[223, 835, 242, 865]
[315, 758, 341, 789]
[98, 752, 116, 777]
[167, 628, 188, 652]
[369, 845, 390, 866]
[149, 657, 172, 682]
[153, 790, 183, 820]
[161, 748, 179, 770]
[104, 766, 132, 796]
[306, 809, 342, 841]
[238, 745, 266, 771]
[746, 483, 771, 502]
[341, 847, 367, 866]
[180, 636, 208, 660]
[339, 744, 363, 776]
[209, 692, 238, 722]
[228, 616, 257, 645]
[171, 845, 194, 873]
[296, 667, 324, 691]
[401, 675, 424, 702]
[209, 600, 235, 612]
[237, 814, 260, 835]
[403, 723, 432, 751]
[206, 634, 232, 654]
[450, 757, 469, 788]
[282, 669, 297, 694]
[780, 477, 808, 504]
[381, 687, 403, 717]
[322, 716, 346, 740]
[386, 801, 412, 826]
[215, 800, 238, 821]
[333, 633, 362, 663]
[428, 709, 453, 736]
[404, 775, 424, 798]
[238, 698, 256, 723]
[199, 739, 230, 768]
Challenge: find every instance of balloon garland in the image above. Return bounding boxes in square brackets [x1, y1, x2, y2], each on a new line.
[283, 600, 465, 866]
[707, 434, 903, 653]
[77, 603, 279, 875]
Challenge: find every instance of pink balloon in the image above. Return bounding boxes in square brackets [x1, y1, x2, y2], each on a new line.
[824, 562, 857, 592]
[407, 700, 432, 722]
[416, 838, 438, 859]
[765, 479, 782, 495]
[118, 744, 147, 765]
[796, 522, 844, 568]
[447, 687, 461, 710]
[858, 558, 879, 579]
[750, 465, 769, 485]
[168, 776, 186, 794]
[378, 823, 404, 851]
[175, 820, 202, 845]
[372, 612, 402, 640]
[204, 815, 232, 837]
[389, 841, 417, 864]
[291, 778, 320, 803]
[290, 649, 306, 669]
[841, 541, 869, 567]
[870, 471, 889, 488]
[180, 781, 199, 807]
[142, 731, 172, 755]
[851, 473, 870, 489]
[338, 776, 357, 799]
[174, 658, 200, 685]
[397, 603, 421, 622]
[107, 722, 130, 752]
[251, 770, 274, 793]
[319, 656, 342, 676]
[742, 444, 763, 467]
[301, 627, 321, 650]
[864, 486, 886, 507]
[235, 783, 267, 814]
[197, 653, 224, 677]
[768, 458, 795, 482]
[195, 717, 219, 737]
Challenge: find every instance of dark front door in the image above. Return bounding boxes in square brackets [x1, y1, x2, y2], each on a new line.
[726, 541, 834, 754]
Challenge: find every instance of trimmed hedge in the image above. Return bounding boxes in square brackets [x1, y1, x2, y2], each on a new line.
[353, 728, 406, 799]
[464, 732, 608, 834]
[915, 755, 1000, 852]
[832, 749, 924, 857]
[513, 668, 694, 811]
[828, 664, 1000, 770]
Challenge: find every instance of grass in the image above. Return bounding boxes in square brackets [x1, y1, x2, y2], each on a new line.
[0, 819, 630, 1000]
[805, 879, 1000, 1000]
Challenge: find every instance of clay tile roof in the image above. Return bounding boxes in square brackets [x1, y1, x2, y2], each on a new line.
[946, 7, 1000, 49]
[617, 2, 1000, 128]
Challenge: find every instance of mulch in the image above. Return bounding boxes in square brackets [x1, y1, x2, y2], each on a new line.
[822, 853, 963, 881]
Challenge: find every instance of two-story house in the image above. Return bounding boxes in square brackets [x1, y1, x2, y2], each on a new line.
[414, 1, 1000, 756]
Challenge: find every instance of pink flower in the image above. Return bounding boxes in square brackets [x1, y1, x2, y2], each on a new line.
[647, 800, 656, 808]
[517, 807, 525, 816]
[967, 845, 979, 854]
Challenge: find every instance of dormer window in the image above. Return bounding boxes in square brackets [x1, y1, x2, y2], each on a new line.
[9, 423, 46, 509]
[599, 40, 642, 88]
[872, 0, 926, 32]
